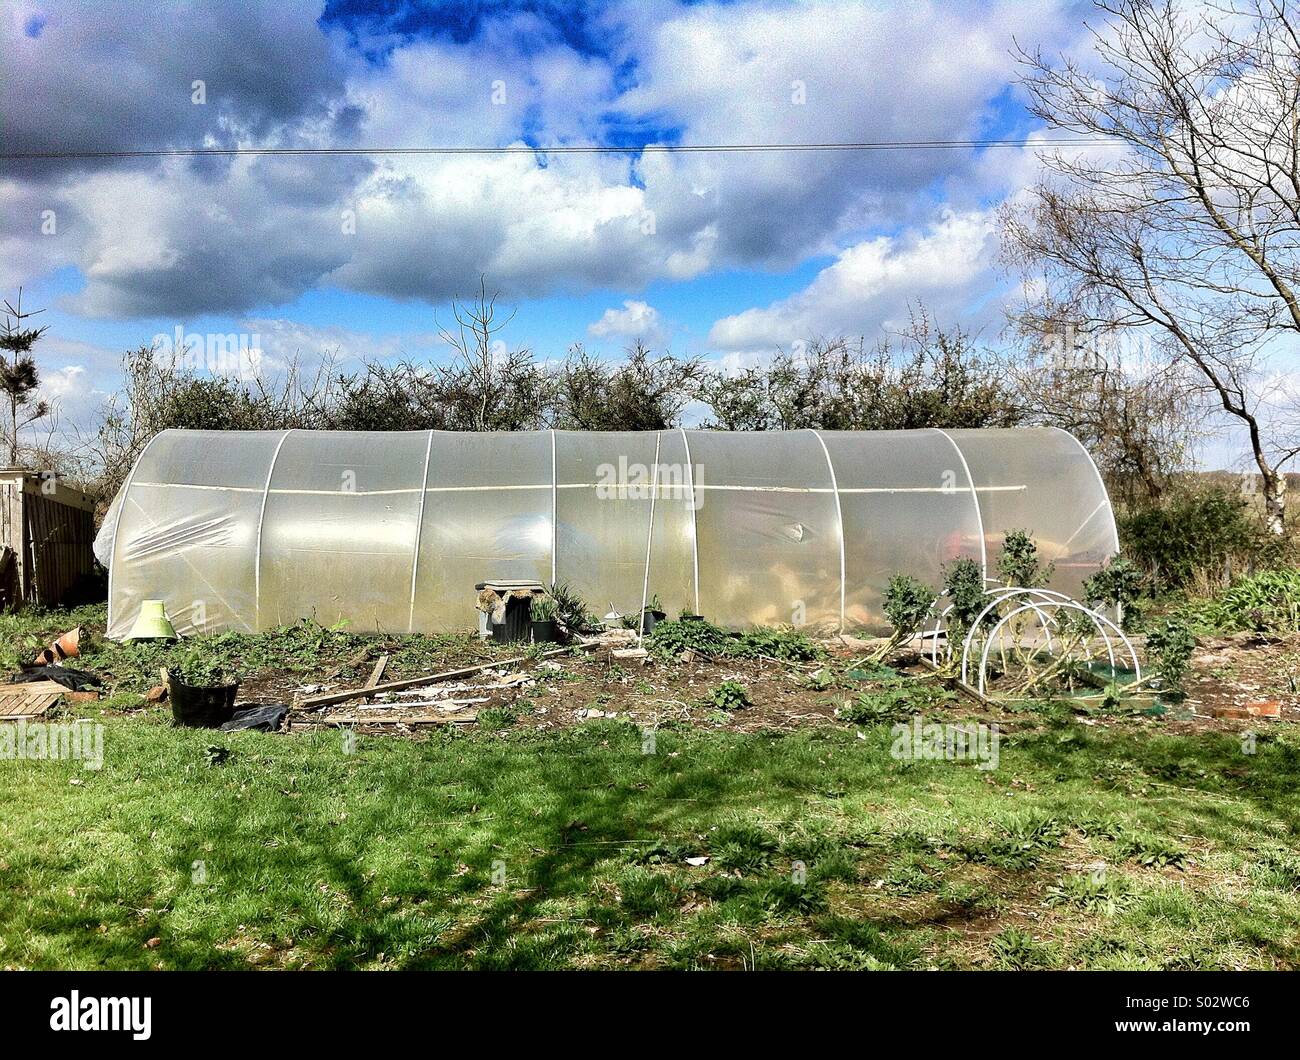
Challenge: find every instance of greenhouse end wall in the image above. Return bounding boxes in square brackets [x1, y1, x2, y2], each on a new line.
[99, 427, 1119, 639]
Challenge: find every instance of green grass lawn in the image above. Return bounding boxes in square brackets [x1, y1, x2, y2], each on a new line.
[3, 697, 1298, 969]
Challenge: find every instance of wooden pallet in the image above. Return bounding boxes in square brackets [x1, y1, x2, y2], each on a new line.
[0, 679, 65, 720]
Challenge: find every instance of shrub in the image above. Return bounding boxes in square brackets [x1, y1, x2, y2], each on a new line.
[1118, 487, 1274, 592]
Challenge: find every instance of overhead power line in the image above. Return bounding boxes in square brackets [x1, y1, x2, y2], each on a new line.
[0, 137, 1100, 161]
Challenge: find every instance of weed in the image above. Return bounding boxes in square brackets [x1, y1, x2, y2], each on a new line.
[1045, 872, 1132, 913]
[1248, 847, 1300, 891]
[1115, 834, 1187, 870]
[1204, 568, 1300, 634]
[613, 868, 679, 919]
[479, 706, 518, 732]
[710, 822, 778, 874]
[706, 680, 751, 712]
[990, 927, 1058, 969]
[881, 859, 942, 895]
[757, 879, 828, 916]
[804, 668, 836, 691]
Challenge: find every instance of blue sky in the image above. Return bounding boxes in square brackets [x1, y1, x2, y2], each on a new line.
[18, 1, 1262, 457]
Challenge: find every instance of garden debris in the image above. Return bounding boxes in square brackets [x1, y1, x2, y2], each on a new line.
[11, 664, 102, 692]
[296, 646, 579, 710]
[0, 679, 64, 720]
[321, 646, 372, 682]
[32, 626, 82, 666]
[316, 712, 477, 727]
[144, 684, 168, 703]
[1215, 699, 1281, 721]
[1246, 699, 1282, 718]
[362, 654, 389, 699]
[219, 704, 290, 732]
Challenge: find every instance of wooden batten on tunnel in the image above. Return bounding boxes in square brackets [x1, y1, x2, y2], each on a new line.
[0, 467, 97, 609]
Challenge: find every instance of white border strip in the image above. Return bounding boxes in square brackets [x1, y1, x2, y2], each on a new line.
[407, 430, 435, 633]
[253, 430, 292, 632]
[809, 429, 846, 632]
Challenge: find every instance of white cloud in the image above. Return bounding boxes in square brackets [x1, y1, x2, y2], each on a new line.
[587, 300, 665, 345]
[2, 0, 1090, 317]
[708, 209, 999, 349]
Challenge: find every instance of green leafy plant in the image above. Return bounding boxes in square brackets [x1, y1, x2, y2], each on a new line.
[804, 668, 836, 691]
[734, 626, 824, 661]
[1082, 554, 1144, 630]
[1115, 834, 1187, 870]
[169, 642, 235, 687]
[1203, 568, 1300, 634]
[547, 582, 600, 634]
[479, 705, 518, 731]
[872, 574, 938, 661]
[990, 928, 1057, 970]
[757, 879, 828, 916]
[529, 595, 557, 622]
[707, 680, 751, 712]
[647, 618, 822, 662]
[943, 556, 987, 630]
[1145, 614, 1196, 699]
[1044, 871, 1131, 913]
[710, 822, 778, 874]
[996, 529, 1054, 587]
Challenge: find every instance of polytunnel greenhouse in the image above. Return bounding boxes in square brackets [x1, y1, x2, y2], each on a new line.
[96, 427, 1118, 640]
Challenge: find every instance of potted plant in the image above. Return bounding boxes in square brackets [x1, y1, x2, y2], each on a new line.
[530, 595, 560, 643]
[164, 650, 240, 728]
[641, 594, 667, 634]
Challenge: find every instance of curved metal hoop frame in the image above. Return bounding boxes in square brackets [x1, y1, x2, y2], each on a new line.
[971, 598, 1141, 696]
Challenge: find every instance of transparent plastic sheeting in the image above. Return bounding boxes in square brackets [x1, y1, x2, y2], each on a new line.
[99, 427, 1118, 639]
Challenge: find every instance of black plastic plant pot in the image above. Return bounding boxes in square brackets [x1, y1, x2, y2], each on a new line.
[491, 596, 534, 643]
[166, 670, 240, 728]
[640, 609, 667, 635]
[531, 619, 559, 643]
[679, 614, 704, 623]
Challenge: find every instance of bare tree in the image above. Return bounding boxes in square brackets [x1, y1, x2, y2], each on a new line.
[1007, 313, 1204, 503]
[1003, 0, 1300, 532]
[435, 277, 550, 431]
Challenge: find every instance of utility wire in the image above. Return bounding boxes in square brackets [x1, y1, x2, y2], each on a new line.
[1, 137, 1101, 161]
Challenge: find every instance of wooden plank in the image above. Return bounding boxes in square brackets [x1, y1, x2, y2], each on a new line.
[315, 713, 477, 727]
[296, 645, 579, 710]
[362, 654, 389, 701]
